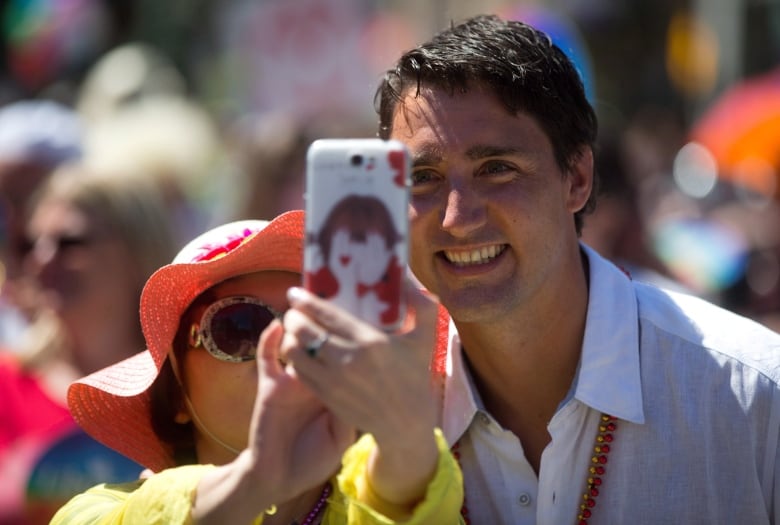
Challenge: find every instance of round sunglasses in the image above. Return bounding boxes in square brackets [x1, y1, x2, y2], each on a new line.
[188, 296, 281, 363]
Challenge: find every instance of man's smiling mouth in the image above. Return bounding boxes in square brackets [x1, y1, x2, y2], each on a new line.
[442, 244, 507, 267]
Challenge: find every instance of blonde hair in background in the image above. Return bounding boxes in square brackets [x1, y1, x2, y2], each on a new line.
[35, 163, 178, 283]
[20, 164, 178, 368]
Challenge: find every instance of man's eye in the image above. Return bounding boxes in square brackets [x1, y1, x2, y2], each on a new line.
[481, 160, 513, 175]
[411, 169, 438, 185]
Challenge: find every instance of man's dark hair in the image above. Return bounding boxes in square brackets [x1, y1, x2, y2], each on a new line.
[374, 14, 598, 233]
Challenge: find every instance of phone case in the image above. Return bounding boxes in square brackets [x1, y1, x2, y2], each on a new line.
[303, 138, 410, 331]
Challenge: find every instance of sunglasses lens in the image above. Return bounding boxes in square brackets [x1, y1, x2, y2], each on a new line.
[209, 302, 276, 360]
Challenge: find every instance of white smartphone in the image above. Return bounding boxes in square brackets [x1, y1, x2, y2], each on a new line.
[303, 138, 410, 331]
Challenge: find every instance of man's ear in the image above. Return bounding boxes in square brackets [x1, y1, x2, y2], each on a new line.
[566, 146, 595, 214]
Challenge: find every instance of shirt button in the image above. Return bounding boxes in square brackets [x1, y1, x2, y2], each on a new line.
[478, 413, 490, 425]
[518, 493, 532, 506]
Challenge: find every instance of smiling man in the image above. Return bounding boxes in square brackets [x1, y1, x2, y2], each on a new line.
[373, 14, 780, 525]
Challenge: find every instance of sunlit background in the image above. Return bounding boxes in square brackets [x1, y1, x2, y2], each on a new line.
[2, 2, 780, 519]
[2, 0, 780, 328]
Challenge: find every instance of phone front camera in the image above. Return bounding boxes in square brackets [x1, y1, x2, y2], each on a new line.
[350, 154, 363, 167]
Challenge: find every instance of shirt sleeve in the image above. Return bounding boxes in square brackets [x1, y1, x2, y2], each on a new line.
[770, 386, 780, 522]
[331, 428, 464, 525]
[49, 464, 215, 525]
[50, 431, 464, 525]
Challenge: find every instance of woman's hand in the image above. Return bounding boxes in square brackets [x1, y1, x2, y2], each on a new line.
[280, 280, 441, 512]
[193, 319, 355, 524]
[248, 319, 356, 499]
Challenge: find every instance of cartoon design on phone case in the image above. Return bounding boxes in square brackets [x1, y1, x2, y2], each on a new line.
[304, 140, 409, 330]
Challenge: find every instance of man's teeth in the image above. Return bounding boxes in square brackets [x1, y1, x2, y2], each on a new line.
[444, 245, 505, 266]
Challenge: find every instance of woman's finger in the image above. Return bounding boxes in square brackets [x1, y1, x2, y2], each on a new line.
[285, 286, 375, 341]
[257, 319, 285, 377]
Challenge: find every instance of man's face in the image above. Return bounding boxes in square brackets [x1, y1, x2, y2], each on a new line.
[389, 84, 592, 322]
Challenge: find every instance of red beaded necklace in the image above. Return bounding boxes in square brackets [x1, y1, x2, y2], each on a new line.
[431, 306, 620, 524]
[577, 414, 618, 524]
[451, 413, 618, 525]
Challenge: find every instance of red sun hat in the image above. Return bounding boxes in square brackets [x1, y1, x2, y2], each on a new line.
[67, 210, 304, 472]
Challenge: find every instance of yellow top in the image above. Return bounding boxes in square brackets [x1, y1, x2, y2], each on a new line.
[50, 429, 464, 525]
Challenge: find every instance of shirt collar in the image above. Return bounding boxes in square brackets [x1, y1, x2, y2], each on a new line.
[441, 243, 645, 445]
[576, 244, 644, 424]
[441, 323, 476, 445]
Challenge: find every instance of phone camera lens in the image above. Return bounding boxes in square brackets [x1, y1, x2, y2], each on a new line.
[350, 154, 363, 166]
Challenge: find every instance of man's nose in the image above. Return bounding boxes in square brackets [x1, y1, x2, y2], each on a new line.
[440, 180, 487, 238]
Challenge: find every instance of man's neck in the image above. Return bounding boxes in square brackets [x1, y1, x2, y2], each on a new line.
[461, 320, 583, 471]
[454, 251, 590, 471]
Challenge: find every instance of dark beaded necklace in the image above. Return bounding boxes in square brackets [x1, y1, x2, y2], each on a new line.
[291, 482, 331, 525]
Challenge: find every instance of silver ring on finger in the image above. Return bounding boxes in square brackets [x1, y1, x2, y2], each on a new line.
[304, 332, 330, 359]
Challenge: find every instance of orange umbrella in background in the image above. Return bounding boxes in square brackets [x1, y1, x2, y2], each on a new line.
[689, 67, 780, 198]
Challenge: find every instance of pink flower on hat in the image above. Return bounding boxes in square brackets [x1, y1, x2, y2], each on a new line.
[194, 228, 258, 262]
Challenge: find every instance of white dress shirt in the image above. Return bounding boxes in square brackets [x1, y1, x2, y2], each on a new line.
[441, 244, 780, 525]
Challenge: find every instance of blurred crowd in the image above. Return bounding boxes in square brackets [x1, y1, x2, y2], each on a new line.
[1, 0, 779, 523]
[0, 43, 378, 524]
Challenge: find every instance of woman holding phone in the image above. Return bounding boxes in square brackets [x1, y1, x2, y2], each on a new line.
[51, 210, 462, 524]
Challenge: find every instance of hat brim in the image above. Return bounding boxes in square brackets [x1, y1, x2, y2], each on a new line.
[141, 210, 304, 371]
[68, 210, 304, 471]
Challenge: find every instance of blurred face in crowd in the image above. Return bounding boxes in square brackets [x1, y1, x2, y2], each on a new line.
[0, 161, 52, 314]
[24, 194, 141, 372]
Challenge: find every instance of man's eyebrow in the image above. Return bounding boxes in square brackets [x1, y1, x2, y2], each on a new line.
[411, 144, 527, 166]
[412, 144, 527, 166]
[411, 144, 443, 166]
[465, 144, 525, 160]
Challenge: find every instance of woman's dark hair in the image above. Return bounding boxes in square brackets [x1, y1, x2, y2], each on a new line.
[374, 14, 598, 234]
[149, 355, 196, 466]
[148, 288, 218, 466]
